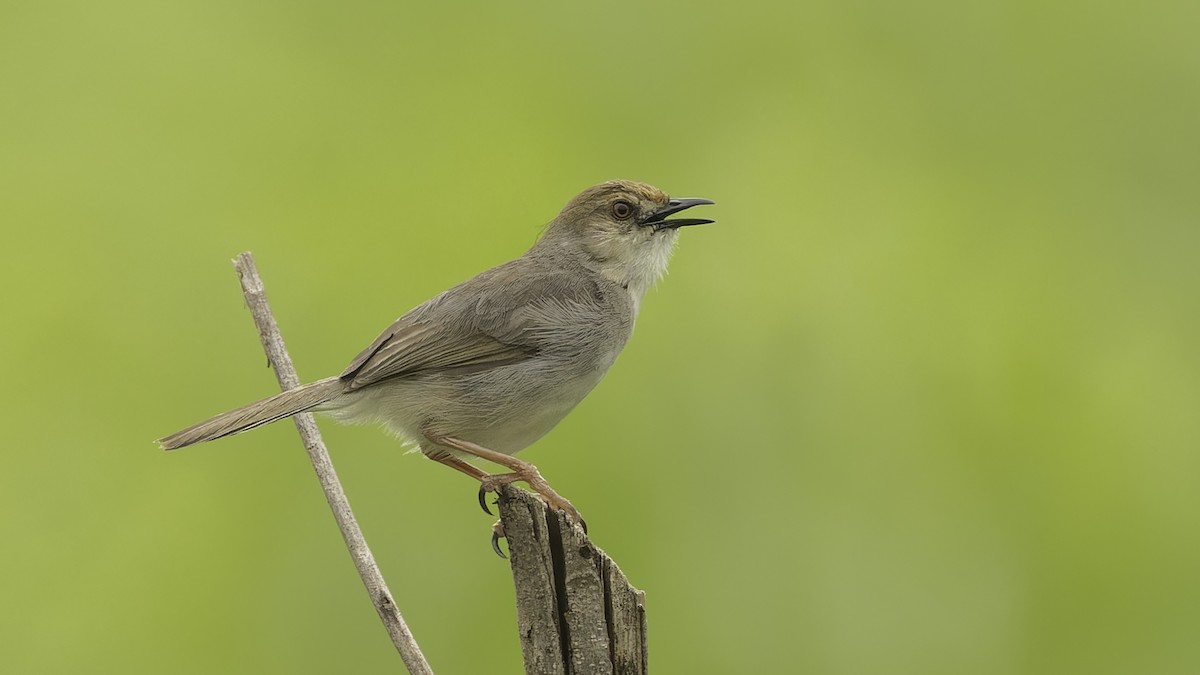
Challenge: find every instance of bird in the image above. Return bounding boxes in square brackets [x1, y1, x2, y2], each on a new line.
[159, 180, 714, 538]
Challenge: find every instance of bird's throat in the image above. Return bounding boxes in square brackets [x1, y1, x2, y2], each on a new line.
[597, 232, 678, 313]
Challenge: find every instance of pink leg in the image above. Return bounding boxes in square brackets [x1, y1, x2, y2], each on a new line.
[426, 434, 584, 528]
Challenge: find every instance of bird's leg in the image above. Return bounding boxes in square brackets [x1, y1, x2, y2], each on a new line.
[427, 434, 585, 531]
[428, 453, 509, 556]
[427, 452, 505, 514]
[429, 453, 490, 480]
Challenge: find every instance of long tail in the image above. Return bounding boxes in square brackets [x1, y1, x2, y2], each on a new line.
[158, 377, 344, 450]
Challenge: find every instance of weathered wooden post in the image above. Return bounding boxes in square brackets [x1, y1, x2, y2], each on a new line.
[497, 485, 648, 675]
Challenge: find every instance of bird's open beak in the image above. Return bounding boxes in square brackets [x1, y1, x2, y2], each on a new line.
[642, 198, 716, 230]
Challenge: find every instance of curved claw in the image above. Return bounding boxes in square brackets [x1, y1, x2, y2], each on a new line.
[580, 517, 588, 535]
[478, 484, 493, 515]
[491, 529, 507, 558]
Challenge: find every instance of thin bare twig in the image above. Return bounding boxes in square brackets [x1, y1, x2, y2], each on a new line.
[233, 252, 433, 675]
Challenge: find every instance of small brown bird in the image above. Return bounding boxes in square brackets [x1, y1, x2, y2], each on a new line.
[160, 180, 714, 534]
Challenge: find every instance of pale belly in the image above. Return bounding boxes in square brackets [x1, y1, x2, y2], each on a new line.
[321, 355, 613, 456]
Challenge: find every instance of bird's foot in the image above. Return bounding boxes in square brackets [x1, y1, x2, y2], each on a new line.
[426, 434, 588, 547]
[490, 520, 506, 558]
[477, 469, 586, 533]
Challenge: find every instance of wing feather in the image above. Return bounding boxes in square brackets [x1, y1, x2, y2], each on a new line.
[339, 259, 582, 390]
[340, 318, 536, 389]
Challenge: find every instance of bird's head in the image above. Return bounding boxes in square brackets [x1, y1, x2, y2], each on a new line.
[540, 180, 715, 294]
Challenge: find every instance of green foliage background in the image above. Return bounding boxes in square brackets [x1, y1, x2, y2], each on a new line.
[3, 1, 1198, 673]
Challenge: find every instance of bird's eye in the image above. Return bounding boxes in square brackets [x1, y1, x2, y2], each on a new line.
[612, 200, 634, 220]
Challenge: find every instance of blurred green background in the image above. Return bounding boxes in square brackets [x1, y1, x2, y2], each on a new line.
[3, 0, 1198, 673]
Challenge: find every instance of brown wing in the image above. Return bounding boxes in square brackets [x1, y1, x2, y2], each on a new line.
[339, 315, 536, 390]
[339, 256, 617, 391]
[339, 260, 547, 391]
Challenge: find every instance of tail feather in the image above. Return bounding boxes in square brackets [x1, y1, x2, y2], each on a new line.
[158, 377, 343, 450]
